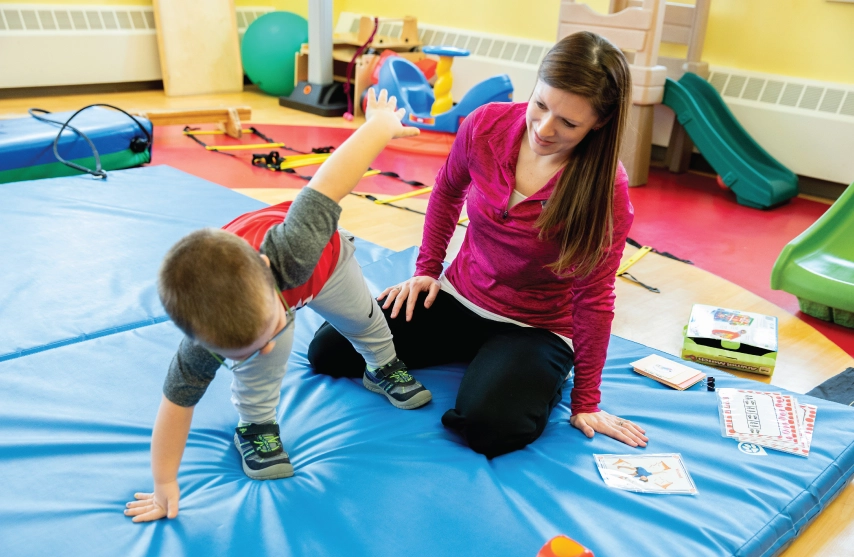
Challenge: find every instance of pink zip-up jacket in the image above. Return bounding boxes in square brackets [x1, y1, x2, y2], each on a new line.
[415, 102, 633, 414]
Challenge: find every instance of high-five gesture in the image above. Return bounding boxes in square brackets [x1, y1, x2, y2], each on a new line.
[364, 88, 420, 139]
[307, 88, 419, 203]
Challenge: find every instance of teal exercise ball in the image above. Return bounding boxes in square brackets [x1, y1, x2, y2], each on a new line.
[241, 12, 308, 96]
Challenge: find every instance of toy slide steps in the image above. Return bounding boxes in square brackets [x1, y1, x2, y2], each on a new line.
[771, 182, 854, 328]
[663, 73, 798, 209]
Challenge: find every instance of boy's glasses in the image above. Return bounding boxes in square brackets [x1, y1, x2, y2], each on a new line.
[208, 291, 295, 372]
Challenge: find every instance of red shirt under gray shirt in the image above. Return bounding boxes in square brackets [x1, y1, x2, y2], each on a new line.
[416, 102, 633, 416]
[162, 188, 343, 408]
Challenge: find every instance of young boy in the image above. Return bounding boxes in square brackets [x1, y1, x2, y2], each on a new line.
[124, 90, 430, 523]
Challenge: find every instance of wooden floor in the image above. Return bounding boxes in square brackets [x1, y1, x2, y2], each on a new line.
[3, 86, 851, 556]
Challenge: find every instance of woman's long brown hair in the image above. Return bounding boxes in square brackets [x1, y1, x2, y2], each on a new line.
[535, 31, 632, 278]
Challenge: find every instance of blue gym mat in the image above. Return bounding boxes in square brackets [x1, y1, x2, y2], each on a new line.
[1, 166, 852, 557]
[0, 165, 390, 363]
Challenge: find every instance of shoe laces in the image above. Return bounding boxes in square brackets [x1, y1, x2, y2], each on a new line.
[252, 432, 281, 453]
[389, 369, 414, 384]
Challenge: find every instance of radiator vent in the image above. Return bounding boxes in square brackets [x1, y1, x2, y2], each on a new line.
[0, 5, 270, 34]
[0, 4, 274, 90]
[710, 70, 854, 118]
[343, 14, 550, 69]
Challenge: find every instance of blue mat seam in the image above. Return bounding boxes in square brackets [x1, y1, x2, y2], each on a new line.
[0, 315, 170, 363]
[737, 436, 854, 557]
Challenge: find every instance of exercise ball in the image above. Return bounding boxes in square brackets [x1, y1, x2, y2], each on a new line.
[241, 12, 308, 96]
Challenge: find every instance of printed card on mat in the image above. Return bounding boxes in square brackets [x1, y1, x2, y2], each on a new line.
[717, 388, 814, 457]
[738, 403, 817, 457]
[594, 454, 698, 495]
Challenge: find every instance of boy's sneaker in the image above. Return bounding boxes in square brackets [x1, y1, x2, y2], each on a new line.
[233, 422, 294, 480]
[363, 358, 432, 410]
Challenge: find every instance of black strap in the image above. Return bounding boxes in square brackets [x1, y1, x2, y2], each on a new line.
[248, 126, 280, 146]
[249, 150, 428, 191]
[620, 272, 661, 294]
[377, 171, 426, 187]
[183, 126, 237, 157]
[626, 237, 693, 265]
[235, 422, 280, 438]
[348, 192, 468, 229]
[29, 104, 152, 179]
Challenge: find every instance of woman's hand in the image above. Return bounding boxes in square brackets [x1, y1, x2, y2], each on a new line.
[570, 411, 648, 447]
[364, 88, 420, 139]
[378, 276, 441, 321]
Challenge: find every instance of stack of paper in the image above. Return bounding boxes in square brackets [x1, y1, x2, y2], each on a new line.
[630, 354, 706, 390]
[717, 388, 816, 457]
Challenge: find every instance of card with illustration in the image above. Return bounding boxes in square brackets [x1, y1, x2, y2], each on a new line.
[688, 304, 778, 352]
[594, 453, 698, 495]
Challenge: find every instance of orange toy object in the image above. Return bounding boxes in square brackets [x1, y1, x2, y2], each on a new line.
[537, 535, 595, 557]
[414, 58, 437, 81]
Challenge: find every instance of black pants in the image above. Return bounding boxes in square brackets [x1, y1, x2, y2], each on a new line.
[308, 291, 575, 458]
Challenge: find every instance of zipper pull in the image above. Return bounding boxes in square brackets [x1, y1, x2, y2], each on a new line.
[502, 210, 509, 219]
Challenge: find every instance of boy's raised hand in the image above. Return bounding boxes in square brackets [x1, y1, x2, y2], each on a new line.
[124, 480, 180, 523]
[365, 88, 420, 139]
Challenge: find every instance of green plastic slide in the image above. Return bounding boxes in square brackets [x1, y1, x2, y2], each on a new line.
[771, 183, 854, 328]
[663, 73, 799, 209]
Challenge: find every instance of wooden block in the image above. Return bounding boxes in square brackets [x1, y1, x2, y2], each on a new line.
[217, 108, 243, 139]
[134, 107, 251, 127]
[152, 0, 243, 97]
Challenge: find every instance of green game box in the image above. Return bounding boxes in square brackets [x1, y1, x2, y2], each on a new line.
[681, 304, 779, 376]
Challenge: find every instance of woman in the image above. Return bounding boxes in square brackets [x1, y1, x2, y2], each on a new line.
[309, 31, 648, 458]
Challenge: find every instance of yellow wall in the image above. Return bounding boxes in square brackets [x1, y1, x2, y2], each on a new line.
[234, 0, 308, 18]
[338, 0, 564, 44]
[8, 0, 853, 84]
[702, 0, 854, 83]
[343, 0, 854, 85]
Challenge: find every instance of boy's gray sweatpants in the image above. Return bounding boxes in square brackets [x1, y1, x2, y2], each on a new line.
[230, 232, 396, 424]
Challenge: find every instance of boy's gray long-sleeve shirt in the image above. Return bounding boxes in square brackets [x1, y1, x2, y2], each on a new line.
[162, 188, 342, 407]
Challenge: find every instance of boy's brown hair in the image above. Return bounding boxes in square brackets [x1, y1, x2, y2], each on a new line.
[158, 228, 277, 349]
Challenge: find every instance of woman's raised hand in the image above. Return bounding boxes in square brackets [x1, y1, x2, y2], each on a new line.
[378, 276, 441, 321]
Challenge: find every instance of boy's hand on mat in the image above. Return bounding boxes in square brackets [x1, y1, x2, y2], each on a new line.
[379, 276, 441, 321]
[124, 480, 180, 522]
[570, 411, 648, 448]
[365, 88, 420, 139]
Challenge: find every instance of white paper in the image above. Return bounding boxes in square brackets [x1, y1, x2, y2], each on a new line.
[594, 453, 698, 495]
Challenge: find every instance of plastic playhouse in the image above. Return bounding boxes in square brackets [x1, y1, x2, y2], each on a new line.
[771, 182, 854, 328]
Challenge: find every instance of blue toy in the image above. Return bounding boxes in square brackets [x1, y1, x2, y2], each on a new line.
[368, 47, 513, 133]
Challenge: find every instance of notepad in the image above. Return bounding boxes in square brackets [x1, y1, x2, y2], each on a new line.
[630, 354, 706, 390]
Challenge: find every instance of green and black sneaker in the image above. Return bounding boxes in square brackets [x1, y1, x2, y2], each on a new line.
[362, 358, 432, 410]
[233, 422, 294, 480]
